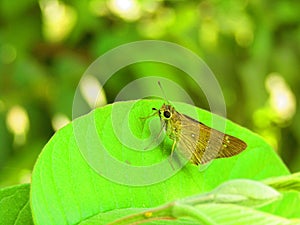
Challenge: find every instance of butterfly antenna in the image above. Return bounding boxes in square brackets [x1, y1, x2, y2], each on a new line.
[158, 81, 170, 104]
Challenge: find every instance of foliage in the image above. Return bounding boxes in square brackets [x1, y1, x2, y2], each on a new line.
[0, 183, 33, 225]
[2, 100, 300, 224]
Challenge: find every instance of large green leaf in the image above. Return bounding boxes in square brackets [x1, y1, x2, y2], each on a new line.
[0, 183, 33, 225]
[31, 99, 290, 224]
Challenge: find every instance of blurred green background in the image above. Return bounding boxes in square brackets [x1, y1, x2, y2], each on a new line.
[0, 0, 299, 187]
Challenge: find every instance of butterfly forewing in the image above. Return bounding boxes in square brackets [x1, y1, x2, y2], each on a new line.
[163, 106, 247, 165]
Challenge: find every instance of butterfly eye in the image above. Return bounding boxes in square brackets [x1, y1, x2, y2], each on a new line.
[163, 110, 171, 118]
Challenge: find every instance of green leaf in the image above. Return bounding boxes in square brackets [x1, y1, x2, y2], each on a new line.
[264, 172, 300, 192]
[182, 179, 281, 208]
[193, 203, 299, 225]
[31, 99, 290, 224]
[0, 183, 33, 225]
[259, 173, 300, 218]
[259, 191, 300, 219]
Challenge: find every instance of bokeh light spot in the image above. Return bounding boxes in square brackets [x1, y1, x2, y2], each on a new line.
[19, 169, 32, 184]
[199, 20, 219, 48]
[52, 113, 70, 131]
[6, 105, 30, 146]
[108, 0, 141, 21]
[39, 0, 77, 43]
[265, 73, 296, 122]
[235, 27, 253, 47]
[79, 75, 107, 109]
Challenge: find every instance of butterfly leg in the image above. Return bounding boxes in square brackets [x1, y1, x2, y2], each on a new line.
[166, 139, 177, 171]
[170, 139, 177, 158]
[139, 108, 159, 121]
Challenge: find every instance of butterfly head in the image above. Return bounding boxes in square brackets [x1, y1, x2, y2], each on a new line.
[152, 103, 175, 121]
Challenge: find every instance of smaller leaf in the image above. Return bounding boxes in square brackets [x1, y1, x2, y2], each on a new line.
[0, 184, 33, 225]
[264, 172, 300, 193]
[195, 203, 299, 225]
[212, 179, 281, 207]
[183, 179, 281, 208]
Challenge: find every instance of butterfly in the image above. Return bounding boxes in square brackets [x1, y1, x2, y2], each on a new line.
[151, 103, 247, 165]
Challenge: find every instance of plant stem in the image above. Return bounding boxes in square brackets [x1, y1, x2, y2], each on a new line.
[107, 203, 175, 225]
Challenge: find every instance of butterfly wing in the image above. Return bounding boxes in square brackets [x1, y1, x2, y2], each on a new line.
[177, 114, 247, 165]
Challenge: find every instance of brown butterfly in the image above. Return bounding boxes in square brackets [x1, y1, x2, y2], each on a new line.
[151, 103, 247, 165]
